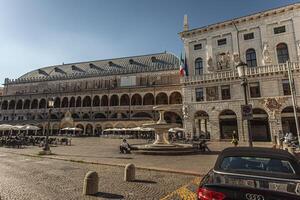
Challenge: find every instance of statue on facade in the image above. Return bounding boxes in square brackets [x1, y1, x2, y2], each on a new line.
[182, 105, 190, 120]
[297, 40, 300, 59]
[233, 53, 240, 64]
[207, 56, 214, 71]
[262, 42, 272, 64]
[216, 51, 230, 70]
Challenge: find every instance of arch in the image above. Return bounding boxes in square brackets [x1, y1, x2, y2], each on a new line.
[194, 110, 210, 138]
[250, 108, 270, 141]
[281, 106, 300, 137]
[276, 43, 289, 64]
[8, 100, 15, 110]
[76, 124, 84, 133]
[132, 112, 152, 119]
[76, 96, 82, 107]
[114, 123, 124, 128]
[131, 94, 142, 106]
[93, 95, 100, 107]
[16, 99, 23, 110]
[101, 95, 108, 106]
[1, 100, 8, 110]
[69, 97, 75, 107]
[103, 123, 113, 129]
[82, 96, 92, 107]
[39, 99, 46, 109]
[246, 48, 257, 67]
[61, 97, 69, 108]
[110, 95, 119, 106]
[127, 123, 137, 128]
[82, 113, 90, 120]
[54, 97, 61, 108]
[194, 110, 209, 118]
[94, 112, 106, 119]
[219, 109, 238, 140]
[71, 113, 80, 119]
[156, 92, 168, 105]
[31, 99, 38, 109]
[164, 111, 182, 124]
[169, 92, 182, 104]
[23, 99, 30, 109]
[85, 124, 93, 135]
[50, 113, 58, 120]
[52, 123, 60, 135]
[120, 94, 130, 106]
[195, 57, 203, 75]
[143, 93, 154, 105]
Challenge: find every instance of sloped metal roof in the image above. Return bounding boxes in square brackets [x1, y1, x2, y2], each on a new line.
[18, 52, 179, 81]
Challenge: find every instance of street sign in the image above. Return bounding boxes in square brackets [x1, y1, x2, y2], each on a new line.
[241, 104, 253, 120]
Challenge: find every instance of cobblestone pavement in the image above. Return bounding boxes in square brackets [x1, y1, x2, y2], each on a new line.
[0, 152, 196, 200]
[0, 137, 273, 175]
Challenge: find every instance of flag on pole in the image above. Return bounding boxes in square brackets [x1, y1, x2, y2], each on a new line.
[184, 54, 189, 76]
[179, 53, 185, 76]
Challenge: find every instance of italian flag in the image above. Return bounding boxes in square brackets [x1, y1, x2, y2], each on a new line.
[179, 53, 185, 76]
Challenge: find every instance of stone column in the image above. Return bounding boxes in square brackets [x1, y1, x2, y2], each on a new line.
[292, 16, 300, 61]
[194, 119, 200, 138]
[206, 37, 213, 73]
[210, 112, 220, 140]
[200, 119, 206, 136]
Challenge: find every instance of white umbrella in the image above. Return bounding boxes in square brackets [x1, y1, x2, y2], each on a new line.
[12, 125, 25, 130]
[169, 127, 185, 132]
[0, 124, 14, 130]
[22, 125, 41, 131]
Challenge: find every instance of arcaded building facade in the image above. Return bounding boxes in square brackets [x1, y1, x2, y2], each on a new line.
[0, 52, 183, 135]
[180, 3, 300, 142]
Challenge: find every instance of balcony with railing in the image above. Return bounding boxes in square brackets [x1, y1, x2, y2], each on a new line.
[181, 62, 300, 84]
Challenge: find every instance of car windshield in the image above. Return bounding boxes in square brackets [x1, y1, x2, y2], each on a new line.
[220, 156, 295, 174]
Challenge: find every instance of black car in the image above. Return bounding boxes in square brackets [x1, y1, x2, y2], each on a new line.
[198, 147, 300, 200]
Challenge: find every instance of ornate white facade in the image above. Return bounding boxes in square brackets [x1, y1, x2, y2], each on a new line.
[0, 53, 183, 135]
[180, 3, 300, 142]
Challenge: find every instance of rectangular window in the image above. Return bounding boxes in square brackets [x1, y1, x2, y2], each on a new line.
[274, 26, 286, 34]
[249, 82, 261, 98]
[206, 86, 219, 101]
[194, 43, 202, 50]
[282, 79, 291, 95]
[244, 32, 254, 40]
[195, 88, 204, 102]
[217, 38, 227, 46]
[221, 85, 231, 100]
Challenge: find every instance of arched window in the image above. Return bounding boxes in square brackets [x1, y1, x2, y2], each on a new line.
[195, 58, 203, 75]
[277, 43, 289, 64]
[246, 48, 257, 67]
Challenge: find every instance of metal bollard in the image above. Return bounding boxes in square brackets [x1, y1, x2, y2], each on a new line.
[83, 171, 99, 195]
[124, 163, 135, 182]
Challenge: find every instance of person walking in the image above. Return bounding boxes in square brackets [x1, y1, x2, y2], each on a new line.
[231, 131, 238, 147]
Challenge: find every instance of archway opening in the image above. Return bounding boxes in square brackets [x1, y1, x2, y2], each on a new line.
[219, 110, 238, 140]
[250, 108, 270, 141]
[281, 106, 300, 137]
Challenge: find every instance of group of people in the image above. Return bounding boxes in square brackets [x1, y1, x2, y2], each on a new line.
[0, 135, 72, 148]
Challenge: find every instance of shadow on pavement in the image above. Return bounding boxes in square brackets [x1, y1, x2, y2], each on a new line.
[132, 179, 157, 184]
[93, 192, 124, 199]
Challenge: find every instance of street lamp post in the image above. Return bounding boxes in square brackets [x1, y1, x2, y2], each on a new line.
[43, 98, 54, 153]
[236, 61, 253, 147]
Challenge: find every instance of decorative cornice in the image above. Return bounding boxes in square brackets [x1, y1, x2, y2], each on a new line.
[179, 3, 300, 39]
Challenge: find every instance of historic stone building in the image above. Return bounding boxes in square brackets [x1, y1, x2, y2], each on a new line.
[0, 87, 3, 96]
[180, 3, 300, 142]
[0, 52, 183, 135]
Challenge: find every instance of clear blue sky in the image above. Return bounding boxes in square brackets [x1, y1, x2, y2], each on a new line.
[0, 0, 298, 84]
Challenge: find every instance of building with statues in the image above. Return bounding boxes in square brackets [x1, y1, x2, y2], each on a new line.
[0, 52, 183, 135]
[1, 3, 300, 142]
[180, 3, 300, 142]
